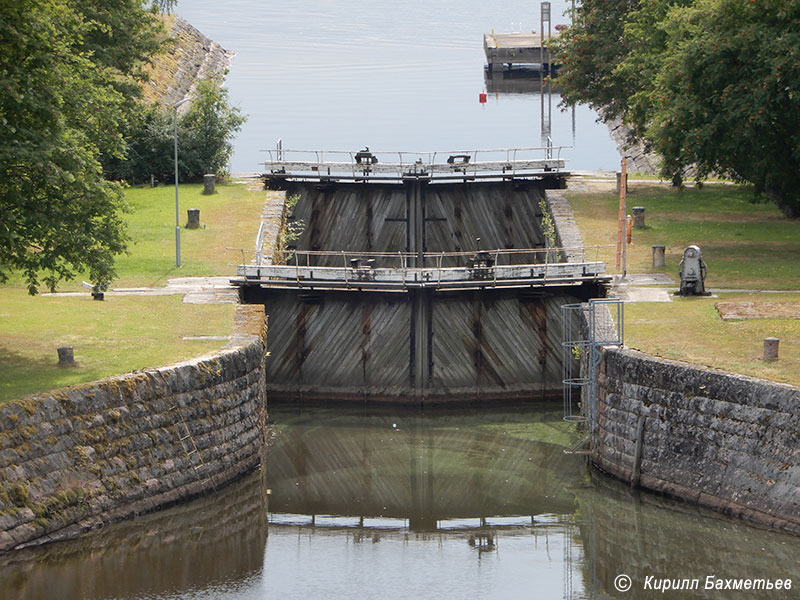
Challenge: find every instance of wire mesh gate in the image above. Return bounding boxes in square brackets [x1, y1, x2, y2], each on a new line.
[561, 299, 624, 435]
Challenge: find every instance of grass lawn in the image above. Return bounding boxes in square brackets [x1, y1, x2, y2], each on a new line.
[0, 182, 267, 402]
[566, 180, 800, 385]
[62, 182, 265, 289]
[625, 292, 800, 386]
[568, 182, 800, 289]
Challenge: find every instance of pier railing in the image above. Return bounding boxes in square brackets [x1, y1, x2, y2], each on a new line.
[261, 146, 567, 181]
[232, 245, 612, 291]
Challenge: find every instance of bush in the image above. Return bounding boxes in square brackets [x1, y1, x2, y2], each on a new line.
[103, 75, 246, 184]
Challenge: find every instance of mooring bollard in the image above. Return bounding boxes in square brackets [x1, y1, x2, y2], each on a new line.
[203, 173, 216, 195]
[57, 346, 75, 366]
[632, 206, 646, 229]
[186, 208, 200, 229]
[652, 244, 666, 268]
[763, 337, 779, 360]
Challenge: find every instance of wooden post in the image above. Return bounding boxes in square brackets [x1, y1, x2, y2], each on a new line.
[652, 244, 666, 268]
[616, 157, 627, 271]
[186, 208, 200, 229]
[632, 206, 646, 228]
[203, 174, 216, 195]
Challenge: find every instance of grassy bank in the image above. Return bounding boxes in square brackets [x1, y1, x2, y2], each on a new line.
[568, 182, 800, 289]
[625, 292, 800, 385]
[566, 180, 800, 385]
[62, 182, 263, 289]
[0, 182, 266, 402]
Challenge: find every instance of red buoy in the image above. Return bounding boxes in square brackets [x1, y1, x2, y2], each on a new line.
[479, 92, 487, 104]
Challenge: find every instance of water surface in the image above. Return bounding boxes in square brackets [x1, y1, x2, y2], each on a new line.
[175, 0, 619, 173]
[3, 405, 798, 600]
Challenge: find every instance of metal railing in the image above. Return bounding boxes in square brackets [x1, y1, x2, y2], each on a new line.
[261, 146, 568, 181]
[239, 245, 611, 268]
[561, 299, 624, 433]
[231, 245, 612, 291]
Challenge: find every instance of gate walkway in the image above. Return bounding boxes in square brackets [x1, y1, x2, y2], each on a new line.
[233, 247, 608, 292]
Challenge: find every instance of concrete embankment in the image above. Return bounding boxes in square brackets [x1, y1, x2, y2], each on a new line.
[0, 305, 267, 552]
[594, 348, 800, 536]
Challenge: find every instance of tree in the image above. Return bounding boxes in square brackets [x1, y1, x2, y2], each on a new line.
[647, 0, 800, 216]
[550, 0, 642, 122]
[103, 75, 246, 184]
[178, 76, 246, 181]
[554, 0, 800, 215]
[0, 0, 168, 293]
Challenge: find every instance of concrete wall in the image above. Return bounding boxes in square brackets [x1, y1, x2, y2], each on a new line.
[0, 305, 267, 552]
[594, 347, 800, 535]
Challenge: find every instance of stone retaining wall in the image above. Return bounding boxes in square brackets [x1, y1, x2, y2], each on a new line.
[594, 347, 800, 535]
[144, 16, 234, 106]
[0, 305, 267, 552]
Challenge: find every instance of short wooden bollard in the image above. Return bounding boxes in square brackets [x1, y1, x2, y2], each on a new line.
[57, 346, 75, 367]
[632, 206, 646, 229]
[203, 174, 216, 195]
[186, 208, 200, 229]
[763, 337, 779, 361]
[652, 244, 666, 268]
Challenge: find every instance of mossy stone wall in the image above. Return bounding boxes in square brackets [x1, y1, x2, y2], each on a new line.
[0, 305, 267, 552]
[594, 347, 800, 535]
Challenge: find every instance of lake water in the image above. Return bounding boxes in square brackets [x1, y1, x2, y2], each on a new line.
[173, 0, 620, 174]
[2, 405, 798, 600]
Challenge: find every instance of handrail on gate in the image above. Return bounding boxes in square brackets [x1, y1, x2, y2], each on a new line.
[255, 222, 265, 266]
[259, 146, 572, 179]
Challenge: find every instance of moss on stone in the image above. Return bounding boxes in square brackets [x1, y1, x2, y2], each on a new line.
[33, 517, 48, 529]
[9, 483, 30, 507]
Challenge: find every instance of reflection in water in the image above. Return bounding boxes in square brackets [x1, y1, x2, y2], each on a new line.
[2, 405, 799, 600]
[264, 516, 583, 600]
[0, 470, 268, 600]
[267, 406, 583, 526]
[578, 475, 800, 599]
[261, 405, 588, 599]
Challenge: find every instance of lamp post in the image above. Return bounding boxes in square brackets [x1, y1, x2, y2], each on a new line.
[173, 96, 191, 268]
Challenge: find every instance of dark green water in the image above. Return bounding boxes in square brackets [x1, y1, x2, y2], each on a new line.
[1, 405, 798, 600]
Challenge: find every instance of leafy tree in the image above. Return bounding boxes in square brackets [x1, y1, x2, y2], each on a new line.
[0, 0, 168, 293]
[178, 76, 246, 181]
[103, 103, 174, 183]
[103, 75, 246, 184]
[550, 0, 641, 122]
[555, 0, 800, 215]
[647, 0, 800, 216]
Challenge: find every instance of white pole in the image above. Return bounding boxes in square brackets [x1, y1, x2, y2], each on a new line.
[172, 96, 191, 268]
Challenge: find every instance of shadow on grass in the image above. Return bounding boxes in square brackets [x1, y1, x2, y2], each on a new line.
[0, 346, 87, 403]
